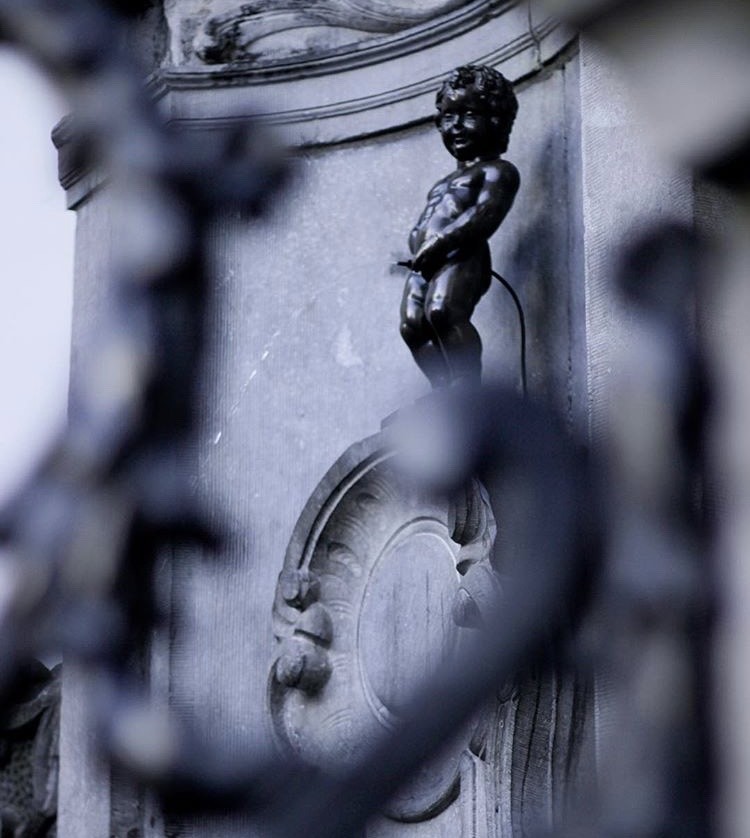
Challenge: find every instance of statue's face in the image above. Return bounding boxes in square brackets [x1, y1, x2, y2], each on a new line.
[437, 87, 497, 161]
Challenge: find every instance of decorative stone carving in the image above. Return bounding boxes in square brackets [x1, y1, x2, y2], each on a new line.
[269, 430, 499, 824]
[195, 1, 468, 65]
[0, 662, 60, 837]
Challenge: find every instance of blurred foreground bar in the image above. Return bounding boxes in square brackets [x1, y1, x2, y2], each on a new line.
[543, 1, 750, 836]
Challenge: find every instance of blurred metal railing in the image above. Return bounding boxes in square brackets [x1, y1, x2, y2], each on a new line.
[0, 1, 745, 836]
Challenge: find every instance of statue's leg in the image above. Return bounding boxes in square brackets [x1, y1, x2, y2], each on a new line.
[400, 272, 450, 387]
[424, 263, 486, 385]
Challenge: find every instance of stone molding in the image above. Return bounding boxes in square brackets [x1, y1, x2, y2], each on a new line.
[153, 2, 569, 144]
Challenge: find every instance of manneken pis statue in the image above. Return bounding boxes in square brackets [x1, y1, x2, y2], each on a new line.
[399, 65, 520, 387]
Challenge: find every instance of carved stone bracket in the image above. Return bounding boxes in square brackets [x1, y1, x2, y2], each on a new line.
[269, 430, 500, 824]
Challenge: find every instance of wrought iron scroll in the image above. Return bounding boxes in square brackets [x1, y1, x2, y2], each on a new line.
[0, 2, 739, 837]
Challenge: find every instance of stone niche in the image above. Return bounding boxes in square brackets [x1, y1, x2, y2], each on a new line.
[57, 2, 602, 836]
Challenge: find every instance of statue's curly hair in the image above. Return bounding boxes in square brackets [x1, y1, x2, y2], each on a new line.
[436, 65, 518, 154]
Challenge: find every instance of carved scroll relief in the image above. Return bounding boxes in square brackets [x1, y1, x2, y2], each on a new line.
[166, 0, 488, 67]
[269, 432, 498, 825]
[193, 0, 468, 64]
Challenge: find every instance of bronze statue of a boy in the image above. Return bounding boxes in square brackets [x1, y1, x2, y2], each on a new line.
[400, 65, 519, 387]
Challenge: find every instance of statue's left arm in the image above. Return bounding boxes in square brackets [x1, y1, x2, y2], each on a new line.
[413, 162, 519, 275]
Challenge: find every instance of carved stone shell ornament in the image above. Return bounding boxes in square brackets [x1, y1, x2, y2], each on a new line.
[269, 430, 500, 824]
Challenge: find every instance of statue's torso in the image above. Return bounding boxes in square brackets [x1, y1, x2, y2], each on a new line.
[410, 161, 492, 253]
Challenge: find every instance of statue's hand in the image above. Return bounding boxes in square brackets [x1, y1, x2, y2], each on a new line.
[413, 235, 445, 277]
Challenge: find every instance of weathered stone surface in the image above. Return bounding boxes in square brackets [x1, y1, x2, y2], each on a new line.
[191, 0, 468, 65]
[166, 0, 500, 66]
